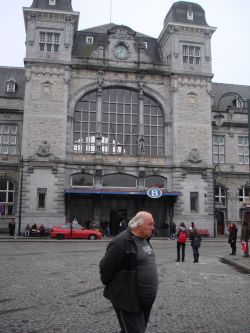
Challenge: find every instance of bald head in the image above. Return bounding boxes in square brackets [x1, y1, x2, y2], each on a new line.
[129, 211, 155, 239]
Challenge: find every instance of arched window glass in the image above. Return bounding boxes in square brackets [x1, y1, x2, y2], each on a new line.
[71, 173, 93, 187]
[239, 186, 250, 202]
[145, 176, 166, 189]
[215, 185, 227, 207]
[73, 88, 164, 157]
[143, 95, 164, 156]
[0, 179, 14, 216]
[103, 173, 137, 188]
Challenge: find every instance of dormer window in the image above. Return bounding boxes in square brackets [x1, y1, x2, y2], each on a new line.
[187, 10, 193, 20]
[86, 36, 94, 44]
[6, 79, 16, 93]
[49, 0, 56, 5]
[142, 41, 148, 49]
[236, 98, 244, 109]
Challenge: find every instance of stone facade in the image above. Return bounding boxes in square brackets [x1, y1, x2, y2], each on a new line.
[0, 1, 249, 236]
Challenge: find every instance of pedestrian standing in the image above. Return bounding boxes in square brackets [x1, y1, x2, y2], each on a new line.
[228, 223, 238, 255]
[8, 218, 15, 236]
[24, 224, 31, 237]
[241, 214, 250, 257]
[190, 227, 201, 262]
[175, 222, 187, 262]
[99, 211, 158, 333]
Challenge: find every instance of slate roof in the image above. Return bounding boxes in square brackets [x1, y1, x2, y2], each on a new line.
[0, 67, 25, 99]
[72, 24, 162, 63]
[212, 82, 250, 111]
[164, 1, 209, 27]
[30, 0, 73, 11]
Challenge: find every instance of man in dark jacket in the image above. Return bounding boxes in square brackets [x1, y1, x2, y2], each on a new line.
[228, 223, 238, 255]
[99, 211, 158, 333]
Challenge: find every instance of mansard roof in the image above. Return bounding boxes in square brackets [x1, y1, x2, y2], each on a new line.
[164, 1, 209, 27]
[73, 24, 162, 63]
[0, 67, 25, 98]
[30, 0, 73, 12]
[212, 82, 250, 111]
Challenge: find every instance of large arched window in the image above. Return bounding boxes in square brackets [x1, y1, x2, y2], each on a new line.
[103, 173, 137, 188]
[73, 88, 164, 157]
[0, 179, 14, 216]
[215, 185, 227, 207]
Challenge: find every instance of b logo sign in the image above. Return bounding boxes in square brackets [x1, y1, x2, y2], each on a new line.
[147, 188, 162, 199]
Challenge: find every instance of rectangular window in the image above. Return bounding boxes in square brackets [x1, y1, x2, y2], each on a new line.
[0, 124, 17, 155]
[86, 36, 94, 44]
[238, 136, 249, 164]
[213, 135, 225, 163]
[183, 45, 200, 65]
[39, 32, 60, 53]
[7, 82, 16, 93]
[190, 192, 198, 212]
[37, 188, 47, 209]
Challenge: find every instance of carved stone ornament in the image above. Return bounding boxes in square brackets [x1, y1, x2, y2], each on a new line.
[188, 149, 201, 163]
[37, 141, 52, 157]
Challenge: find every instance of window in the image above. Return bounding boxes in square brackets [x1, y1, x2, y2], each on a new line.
[49, 0, 56, 5]
[183, 45, 200, 65]
[142, 41, 148, 49]
[0, 124, 17, 155]
[39, 32, 60, 53]
[71, 173, 93, 187]
[86, 36, 94, 44]
[37, 188, 47, 209]
[6, 79, 16, 93]
[239, 186, 250, 203]
[215, 186, 227, 207]
[187, 11, 193, 20]
[0, 179, 14, 216]
[238, 136, 249, 164]
[190, 192, 198, 212]
[236, 99, 244, 109]
[73, 88, 164, 157]
[145, 176, 166, 189]
[213, 135, 225, 163]
[103, 173, 137, 188]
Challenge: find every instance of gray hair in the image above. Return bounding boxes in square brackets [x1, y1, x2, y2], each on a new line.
[128, 214, 145, 228]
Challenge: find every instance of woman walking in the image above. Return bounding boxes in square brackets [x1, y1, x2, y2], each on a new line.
[190, 227, 201, 263]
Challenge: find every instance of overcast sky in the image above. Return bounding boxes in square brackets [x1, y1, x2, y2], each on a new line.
[0, 0, 249, 85]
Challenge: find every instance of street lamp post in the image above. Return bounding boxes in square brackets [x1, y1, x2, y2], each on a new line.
[18, 156, 23, 236]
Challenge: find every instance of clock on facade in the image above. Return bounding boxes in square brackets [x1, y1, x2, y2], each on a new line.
[113, 44, 128, 60]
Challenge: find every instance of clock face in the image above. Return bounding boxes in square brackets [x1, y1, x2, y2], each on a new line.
[114, 44, 128, 60]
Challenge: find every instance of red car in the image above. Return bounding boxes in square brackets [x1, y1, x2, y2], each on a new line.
[50, 223, 102, 240]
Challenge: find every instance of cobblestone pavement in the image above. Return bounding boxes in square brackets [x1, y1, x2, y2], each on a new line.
[0, 239, 249, 333]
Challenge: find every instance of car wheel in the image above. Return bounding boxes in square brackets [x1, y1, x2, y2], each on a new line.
[88, 234, 97, 240]
[56, 234, 64, 240]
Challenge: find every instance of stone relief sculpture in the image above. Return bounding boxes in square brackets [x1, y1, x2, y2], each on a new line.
[188, 148, 201, 163]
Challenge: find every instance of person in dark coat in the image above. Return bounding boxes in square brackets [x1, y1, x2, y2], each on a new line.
[99, 211, 158, 333]
[190, 227, 201, 262]
[228, 223, 238, 255]
[8, 218, 15, 236]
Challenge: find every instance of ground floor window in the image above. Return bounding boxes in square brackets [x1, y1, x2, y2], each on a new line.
[0, 179, 14, 216]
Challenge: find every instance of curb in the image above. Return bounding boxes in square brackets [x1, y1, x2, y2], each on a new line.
[221, 257, 250, 274]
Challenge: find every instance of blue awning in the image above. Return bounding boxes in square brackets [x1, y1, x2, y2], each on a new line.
[64, 188, 182, 197]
